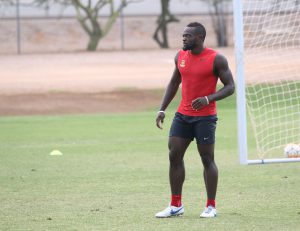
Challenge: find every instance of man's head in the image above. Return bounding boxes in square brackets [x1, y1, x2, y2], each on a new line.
[182, 22, 206, 51]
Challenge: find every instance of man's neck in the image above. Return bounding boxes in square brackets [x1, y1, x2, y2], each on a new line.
[191, 46, 205, 55]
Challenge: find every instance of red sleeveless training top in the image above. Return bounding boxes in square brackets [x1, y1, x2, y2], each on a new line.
[177, 48, 218, 116]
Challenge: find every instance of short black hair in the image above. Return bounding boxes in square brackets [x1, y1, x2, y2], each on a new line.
[186, 22, 206, 40]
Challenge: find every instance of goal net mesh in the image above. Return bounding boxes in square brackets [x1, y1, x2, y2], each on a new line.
[242, 0, 300, 158]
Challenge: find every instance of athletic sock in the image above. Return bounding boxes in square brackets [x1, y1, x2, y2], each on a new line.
[171, 194, 182, 207]
[206, 199, 216, 208]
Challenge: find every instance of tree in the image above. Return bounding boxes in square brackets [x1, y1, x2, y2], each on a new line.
[35, 0, 138, 51]
[196, 0, 231, 47]
[210, 0, 230, 47]
[153, 0, 179, 48]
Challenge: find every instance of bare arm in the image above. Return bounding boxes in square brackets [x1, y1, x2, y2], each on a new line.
[191, 54, 235, 110]
[156, 53, 182, 129]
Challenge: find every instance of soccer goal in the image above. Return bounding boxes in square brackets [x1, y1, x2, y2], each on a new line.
[233, 0, 300, 164]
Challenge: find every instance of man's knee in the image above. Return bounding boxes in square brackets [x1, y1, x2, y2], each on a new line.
[200, 154, 213, 168]
[169, 148, 184, 165]
[168, 137, 190, 166]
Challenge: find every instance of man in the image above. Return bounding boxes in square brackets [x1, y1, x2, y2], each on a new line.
[155, 22, 235, 218]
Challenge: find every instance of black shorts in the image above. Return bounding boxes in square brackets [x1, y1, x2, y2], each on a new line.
[169, 112, 218, 144]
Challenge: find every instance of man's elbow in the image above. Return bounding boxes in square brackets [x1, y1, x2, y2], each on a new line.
[228, 83, 235, 96]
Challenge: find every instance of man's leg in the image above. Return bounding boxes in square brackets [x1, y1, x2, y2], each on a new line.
[155, 136, 191, 218]
[168, 137, 192, 195]
[198, 143, 218, 201]
[198, 143, 218, 217]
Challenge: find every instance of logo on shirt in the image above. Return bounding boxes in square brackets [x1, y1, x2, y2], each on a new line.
[180, 60, 185, 67]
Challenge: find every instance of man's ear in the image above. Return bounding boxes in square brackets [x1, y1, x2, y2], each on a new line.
[198, 35, 205, 42]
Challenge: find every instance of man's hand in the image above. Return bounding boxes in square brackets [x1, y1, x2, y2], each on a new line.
[191, 96, 209, 110]
[156, 111, 165, 129]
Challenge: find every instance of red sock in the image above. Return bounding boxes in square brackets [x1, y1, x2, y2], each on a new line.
[206, 199, 216, 208]
[171, 194, 182, 207]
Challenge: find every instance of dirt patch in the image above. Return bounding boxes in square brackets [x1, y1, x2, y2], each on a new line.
[0, 48, 235, 116]
[0, 89, 163, 116]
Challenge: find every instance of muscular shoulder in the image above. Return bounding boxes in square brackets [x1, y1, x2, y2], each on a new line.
[175, 51, 180, 65]
[215, 53, 228, 65]
[175, 50, 186, 65]
[213, 53, 229, 76]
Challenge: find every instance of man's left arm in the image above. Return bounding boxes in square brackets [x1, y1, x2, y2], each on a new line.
[192, 54, 235, 109]
[208, 54, 235, 102]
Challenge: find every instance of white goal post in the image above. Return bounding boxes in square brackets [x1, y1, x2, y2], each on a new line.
[233, 0, 300, 164]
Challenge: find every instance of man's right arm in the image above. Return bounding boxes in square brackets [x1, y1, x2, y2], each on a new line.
[156, 53, 182, 129]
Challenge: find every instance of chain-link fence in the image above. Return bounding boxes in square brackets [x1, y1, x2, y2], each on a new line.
[0, 4, 234, 54]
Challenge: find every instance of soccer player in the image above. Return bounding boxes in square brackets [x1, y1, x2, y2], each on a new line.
[155, 22, 235, 218]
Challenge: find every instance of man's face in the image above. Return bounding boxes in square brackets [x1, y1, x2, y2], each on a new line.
[182, 27, 197, 51]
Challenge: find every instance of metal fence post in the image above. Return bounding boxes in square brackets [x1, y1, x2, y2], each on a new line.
[16, 0, 21, 54]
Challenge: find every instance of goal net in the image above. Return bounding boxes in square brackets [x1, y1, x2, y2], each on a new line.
[234, 0, 300, 164]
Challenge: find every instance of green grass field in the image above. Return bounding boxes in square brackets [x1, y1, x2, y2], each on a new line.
[0, 91, 299, 231]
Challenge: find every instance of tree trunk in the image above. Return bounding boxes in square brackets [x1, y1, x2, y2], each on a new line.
[87, 34, 101, 51]
[216, 2, 227, 47]
[153, 0, 179, 49]
[72, 0, 130, 51]
[211, 0, 228, 47]
[161, 15, 168, 48]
